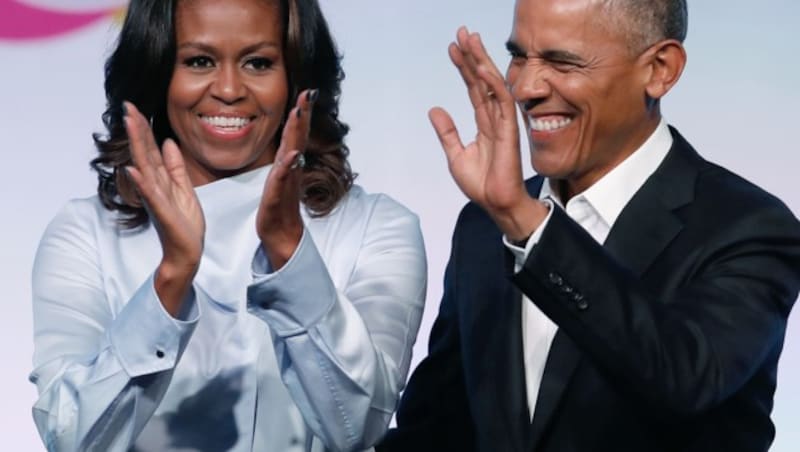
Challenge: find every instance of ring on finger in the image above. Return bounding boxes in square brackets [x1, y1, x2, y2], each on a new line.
[291, 153, 306, 170]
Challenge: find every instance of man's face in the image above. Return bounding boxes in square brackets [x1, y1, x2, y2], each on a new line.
[506, 0, 657, 197]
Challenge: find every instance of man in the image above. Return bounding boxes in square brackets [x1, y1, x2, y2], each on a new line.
[379, 0, 800, 451]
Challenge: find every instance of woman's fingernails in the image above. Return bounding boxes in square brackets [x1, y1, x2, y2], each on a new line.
[296, 107, 302, 119]
[309, 89, 319, 102]
[122, 101, 129, 117]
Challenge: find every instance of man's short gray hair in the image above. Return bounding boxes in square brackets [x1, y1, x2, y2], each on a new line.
[604, 0, 688, 52]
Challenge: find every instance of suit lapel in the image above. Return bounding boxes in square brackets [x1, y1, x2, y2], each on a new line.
[497, 252, 531, 452]
[518, 177, 584, 450]
[526, 128, 701, 450]
[460, 203, 529, 452]
[603, 128, 698, 273]
[488, 178, 547, 451]
[476, 176, 581, 451]
[527, 328, 582, 450]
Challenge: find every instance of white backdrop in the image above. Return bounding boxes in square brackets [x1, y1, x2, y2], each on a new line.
[1, 0, 799, 449]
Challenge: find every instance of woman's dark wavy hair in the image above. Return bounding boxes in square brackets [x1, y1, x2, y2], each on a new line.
[91, 0, 354, 228]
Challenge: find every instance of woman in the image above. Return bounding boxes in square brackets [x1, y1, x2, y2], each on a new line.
[29, 0, 426, 450]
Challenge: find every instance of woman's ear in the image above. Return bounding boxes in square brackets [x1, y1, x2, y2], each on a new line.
[642, 39, 687, 100]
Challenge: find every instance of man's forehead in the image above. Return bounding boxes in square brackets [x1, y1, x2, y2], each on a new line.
[510, 0, 622, 51]
[513, 0, 610, 18]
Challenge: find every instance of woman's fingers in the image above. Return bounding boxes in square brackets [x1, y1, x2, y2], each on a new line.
[123, 104, 194, 220]
[259, 89, 318, 222]
[124, 165, 146, 198]
[124, 101, 170, 184]
[270, 149, 302, 186]
[123, 102, 150, 173]
[280, 89, 317, 155]
[263, 88, 317, 203]
[161, 138, 194, 192]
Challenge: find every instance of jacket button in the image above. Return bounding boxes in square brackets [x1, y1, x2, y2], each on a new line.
[548, 272, 564, 286]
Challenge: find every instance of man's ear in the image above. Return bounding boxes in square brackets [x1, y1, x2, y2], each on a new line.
[642, 39, 687, 100]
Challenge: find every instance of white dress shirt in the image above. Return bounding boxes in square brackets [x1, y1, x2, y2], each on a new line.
[505, 120, 673, 419]
[30, 164, 427, 452]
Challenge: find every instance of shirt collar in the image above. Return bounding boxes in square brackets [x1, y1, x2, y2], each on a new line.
[540, 119, 673, 228]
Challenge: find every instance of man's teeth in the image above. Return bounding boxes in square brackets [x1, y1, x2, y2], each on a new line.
[530, 117, 572, 132]
[201, 116, 251, 128]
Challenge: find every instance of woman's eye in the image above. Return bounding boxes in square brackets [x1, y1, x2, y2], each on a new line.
[245, 57, 273, 71]
[184, 56, 214, 68]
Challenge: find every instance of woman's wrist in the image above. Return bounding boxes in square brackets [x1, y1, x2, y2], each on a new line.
[258, 222, 303, 271]
[155, 260, 197, 317]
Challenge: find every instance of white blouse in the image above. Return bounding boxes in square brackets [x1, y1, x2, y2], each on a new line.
[30, 165, 427, 452]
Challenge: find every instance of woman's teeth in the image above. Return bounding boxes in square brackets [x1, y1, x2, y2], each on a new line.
[201, 115, 251, 129]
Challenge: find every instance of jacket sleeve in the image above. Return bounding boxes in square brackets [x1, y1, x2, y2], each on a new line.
[30, 202, 199, 452]
[378, 206, 478, 452]
[247, 195, 427, 451]
[512, 203, 800, 416]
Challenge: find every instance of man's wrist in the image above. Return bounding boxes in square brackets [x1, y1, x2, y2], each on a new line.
[493, 197, 550, 242]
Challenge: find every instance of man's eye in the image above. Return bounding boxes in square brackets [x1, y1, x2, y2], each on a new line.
[245, 57, 273, 71]
[550, 60, 578, 71]
[184, 56, 214, 68]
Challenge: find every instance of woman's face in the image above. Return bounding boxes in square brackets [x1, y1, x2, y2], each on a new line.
[167, 0, 289, 186]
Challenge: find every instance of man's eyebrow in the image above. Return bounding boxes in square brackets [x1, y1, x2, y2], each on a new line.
[505, 40, 524, 54]
[540, 49, 585, 64]
[504, 42, 585, 65]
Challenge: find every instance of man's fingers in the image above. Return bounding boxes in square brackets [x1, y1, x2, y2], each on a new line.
[469, 34, 516, 115]
[460, 33, 518, 138]
[465, 34, 505, 100]
[468, 33, 504, 81]
[451, 29, 492, 110]
[452, 28, 479, 87]
[429, 107, 465, 164]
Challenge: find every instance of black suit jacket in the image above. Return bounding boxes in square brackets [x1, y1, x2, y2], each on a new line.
[379, 129, 800, 451]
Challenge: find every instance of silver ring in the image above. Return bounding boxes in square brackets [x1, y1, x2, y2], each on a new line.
[291, 153, 306, 170]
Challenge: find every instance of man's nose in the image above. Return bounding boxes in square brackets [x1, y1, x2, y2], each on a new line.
[510, 61, 552, 107]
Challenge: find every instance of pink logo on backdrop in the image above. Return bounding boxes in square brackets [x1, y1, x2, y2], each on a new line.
[0, 0, 124, 41]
